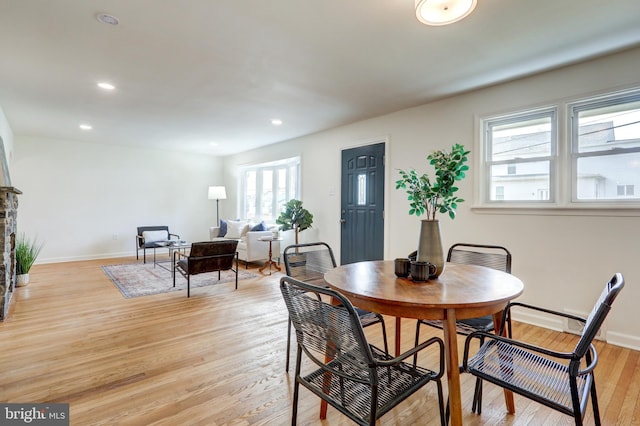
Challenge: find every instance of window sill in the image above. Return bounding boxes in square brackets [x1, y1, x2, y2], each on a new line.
[471, 204, 640, 217]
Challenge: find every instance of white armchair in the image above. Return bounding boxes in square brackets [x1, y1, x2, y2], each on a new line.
[209, 222, 280, 268]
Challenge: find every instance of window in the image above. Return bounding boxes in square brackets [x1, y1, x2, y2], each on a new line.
[479, 87, 640, 211]
[484, 108, 556, 202]
[570, 90, 640, 202]
[239, 157, 300, 221]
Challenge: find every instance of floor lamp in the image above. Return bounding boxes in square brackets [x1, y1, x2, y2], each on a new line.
[208, 186, 227, 226]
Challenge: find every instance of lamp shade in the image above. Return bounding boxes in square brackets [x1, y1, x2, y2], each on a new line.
[208, 186, 227, 200]
[416, 0, 477, 26]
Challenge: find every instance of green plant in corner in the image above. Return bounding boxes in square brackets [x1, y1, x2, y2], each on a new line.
[15, 233, 44, 275]
[395, 143, 470, 220]
[276, 199, 313, 245]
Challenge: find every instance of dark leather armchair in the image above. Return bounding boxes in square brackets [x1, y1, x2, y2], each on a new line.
[173, 240, 239, 297]
[136, 226, 180, 263]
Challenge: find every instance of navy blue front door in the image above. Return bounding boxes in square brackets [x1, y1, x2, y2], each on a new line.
[340, 143, 385, 265]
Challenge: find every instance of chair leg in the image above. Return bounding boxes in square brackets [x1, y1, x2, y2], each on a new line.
[292, 347, 303, 426]
[285, 317, 292, 372]
[472, 377, 483, 414]
[436, 379, 446, 426]
[234, 268, 238, 290]
[590, 379, 601, 426]
[187, 275, 191, 298]
[413, 320, 422, 366]
[378, 316, 389, 354]
[471, 335, 486, 414]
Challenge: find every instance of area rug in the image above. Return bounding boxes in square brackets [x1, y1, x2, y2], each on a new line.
[102, 263, 258, 298]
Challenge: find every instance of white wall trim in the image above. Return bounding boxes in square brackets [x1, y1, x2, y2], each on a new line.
[512, 310, 639, 351]
[606, 332, 640, 352]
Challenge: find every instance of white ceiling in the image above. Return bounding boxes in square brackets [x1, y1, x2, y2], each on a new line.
[1, 1, 640, 156]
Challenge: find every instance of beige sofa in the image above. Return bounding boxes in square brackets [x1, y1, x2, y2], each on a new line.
[209, 220, 280, 268]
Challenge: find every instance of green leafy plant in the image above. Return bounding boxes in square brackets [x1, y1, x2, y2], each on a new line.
[276, 199, 313, 244]
[15, 233, 44, 275]
[395, 143, 470, 220]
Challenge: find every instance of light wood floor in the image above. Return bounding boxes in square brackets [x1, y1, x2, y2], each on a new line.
[2, 257, 638, 425]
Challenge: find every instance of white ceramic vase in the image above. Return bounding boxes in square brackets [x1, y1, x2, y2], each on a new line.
[16, 273, 30, 287]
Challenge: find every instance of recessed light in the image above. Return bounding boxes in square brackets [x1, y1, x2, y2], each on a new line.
[97, 82, 115, 90]
[96, 13, 119, 26]
[271, 119, 283, 126]
[209, 142, 219, 147]
[79, 124, 92, 130]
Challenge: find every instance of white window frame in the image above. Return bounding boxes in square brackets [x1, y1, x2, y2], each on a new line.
[569, 89, 640, 205]
[475, 86, 640, 216]
[239, 156, 301, 221]
[480, 106, 558, 206]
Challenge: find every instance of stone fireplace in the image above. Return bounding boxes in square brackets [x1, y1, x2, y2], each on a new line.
[0, 187, 20, 320]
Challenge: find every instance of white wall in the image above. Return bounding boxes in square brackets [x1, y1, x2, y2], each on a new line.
[222, 47, 640, 349]
[0, 106, 14, 175]
[12, 136, 223, 262]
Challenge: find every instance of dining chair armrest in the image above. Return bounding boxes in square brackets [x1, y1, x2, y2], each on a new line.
[376, 336, 444, 378]
[169, 232, 180, 239]
[498, 301, 586, 335]
[462, 330, 577, 371]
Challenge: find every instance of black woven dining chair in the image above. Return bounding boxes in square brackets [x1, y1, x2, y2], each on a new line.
[282, 242, 389, 372]
[414, 242, 512, 414]
[463, 273, 624, 426]
[280, 275, 446, 426]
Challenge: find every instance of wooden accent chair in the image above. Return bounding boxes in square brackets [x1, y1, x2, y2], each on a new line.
[463, 273, 624, 426]
[280, 275, 446, 426]
[136, 226, 180, 263]
[173, 240, 238, 297]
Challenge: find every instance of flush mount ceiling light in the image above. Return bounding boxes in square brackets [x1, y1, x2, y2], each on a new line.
[96, 13, 119, 26]
[415, 0, 477, 26]
[97, 82, 115, 90]
[271, 119, 283, 126]
[79, 124, 92, 130]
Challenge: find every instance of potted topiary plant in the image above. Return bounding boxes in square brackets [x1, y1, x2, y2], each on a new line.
[395, 143, 469, 277]
[15, 233, 44, 286]
[276, 199, 313, 245]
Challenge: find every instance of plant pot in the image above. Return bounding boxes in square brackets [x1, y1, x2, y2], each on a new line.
[16, 273, 30, 287]
[417, 220, 445, 278]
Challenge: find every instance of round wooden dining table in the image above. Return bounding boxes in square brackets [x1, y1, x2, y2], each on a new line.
[324, 260, 524, 426]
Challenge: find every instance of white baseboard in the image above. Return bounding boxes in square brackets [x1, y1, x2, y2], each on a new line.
[38, 251, 135, 264]
[511, 309, 564, 332]
[511, 309, 639, 351]
[606, 332, 640, 351]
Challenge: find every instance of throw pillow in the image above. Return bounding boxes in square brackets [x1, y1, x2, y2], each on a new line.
[142, 230, 167, 243]
[225, 220, 247, 239]
[218, 219, 228, 237]
[251, 221, 267, 232]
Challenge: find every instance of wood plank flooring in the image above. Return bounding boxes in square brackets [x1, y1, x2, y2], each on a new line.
[1, 257, 638, 425]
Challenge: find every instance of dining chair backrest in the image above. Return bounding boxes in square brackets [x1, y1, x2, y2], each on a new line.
[575, 273, 624, 357]
[447, 243, 512, 273]
[283, 242, 337, 285]
[280, 276, 373, 369]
